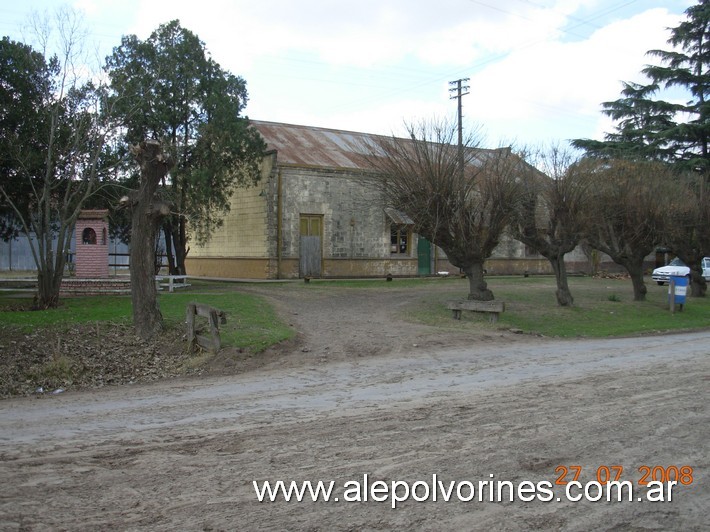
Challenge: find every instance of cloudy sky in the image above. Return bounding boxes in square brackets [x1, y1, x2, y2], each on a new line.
[0, 0, 695, 147]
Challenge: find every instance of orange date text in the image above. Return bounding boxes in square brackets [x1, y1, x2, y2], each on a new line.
[554, 465, 694, 486]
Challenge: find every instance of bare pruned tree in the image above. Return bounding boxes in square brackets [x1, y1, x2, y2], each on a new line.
[580, 158, 677, 301]
[663, 171, 710, 297]
[510, 145, 591, 306]
[363, 119, 521, 301]
[122, 140, 172, 339]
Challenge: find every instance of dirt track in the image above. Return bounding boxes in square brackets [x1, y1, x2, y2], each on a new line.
[0, 284, 708, 531]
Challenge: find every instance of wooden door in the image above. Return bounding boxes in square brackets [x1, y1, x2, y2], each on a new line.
[299, 215, 322, 278]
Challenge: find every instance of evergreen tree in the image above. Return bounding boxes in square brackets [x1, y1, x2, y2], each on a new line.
[105, 20, 265, 276]
[573, 1, 710, 297]
[573, 1, 710, 171]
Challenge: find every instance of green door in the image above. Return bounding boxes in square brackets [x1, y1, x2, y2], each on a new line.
[417, 236, 431, 276]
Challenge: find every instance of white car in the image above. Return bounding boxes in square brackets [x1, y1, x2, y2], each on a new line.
[652, 257, 710, 285]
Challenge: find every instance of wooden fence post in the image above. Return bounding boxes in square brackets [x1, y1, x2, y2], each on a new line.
[186, 302, 225, 353]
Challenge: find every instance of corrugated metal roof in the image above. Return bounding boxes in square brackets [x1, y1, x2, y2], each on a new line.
[250, 120, 514, 173]
[251, 120, 381, 170]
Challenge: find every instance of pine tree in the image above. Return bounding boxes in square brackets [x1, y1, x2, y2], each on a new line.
[573, 1, 710, 171]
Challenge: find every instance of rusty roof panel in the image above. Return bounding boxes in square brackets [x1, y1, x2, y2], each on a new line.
[250, 120, 512, 173]
[251, 120, 379, 170]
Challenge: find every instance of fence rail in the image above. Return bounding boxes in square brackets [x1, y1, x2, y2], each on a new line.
[0, 241, 169, 273]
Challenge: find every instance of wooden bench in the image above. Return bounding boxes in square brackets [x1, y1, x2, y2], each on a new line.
[155, 275, 191, 292]
[446, 299, 505, 323]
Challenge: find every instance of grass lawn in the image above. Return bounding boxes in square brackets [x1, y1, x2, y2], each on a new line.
[1, 275, 708, 344]
[2, 275, 705, 398]
[402, 275, 710, 337]
[0, 289, 293, 353]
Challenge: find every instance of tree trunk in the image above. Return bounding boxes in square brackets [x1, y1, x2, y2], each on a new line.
[34, 229, 71, 309]
[463, 261, 494, 301]
[689, 269, 707, 297]
[129, 140, 171, 340]
[550, 254, 574, 307]
[35, 267, 62, 309]
[626, 259, 647, 302]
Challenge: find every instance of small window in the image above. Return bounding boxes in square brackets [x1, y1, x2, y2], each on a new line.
[82, 227, 97, 245]
[300, 215, 322, 237]
[390, 225, 410, 255]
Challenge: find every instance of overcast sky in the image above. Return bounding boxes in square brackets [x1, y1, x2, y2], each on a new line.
[0, 0, 695, 147]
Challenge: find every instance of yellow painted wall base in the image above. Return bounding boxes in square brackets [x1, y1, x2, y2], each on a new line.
[185, 257, 273, 279]
[186, 256, 595, 280]
[324, 258, 418, 278]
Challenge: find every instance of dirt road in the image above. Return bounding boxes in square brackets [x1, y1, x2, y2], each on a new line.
[0, 283, 708, 530]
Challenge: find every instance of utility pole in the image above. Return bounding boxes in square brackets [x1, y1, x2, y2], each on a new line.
[449, 78, 470, 178]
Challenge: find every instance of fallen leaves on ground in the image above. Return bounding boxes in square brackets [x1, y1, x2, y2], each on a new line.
[0, 322, 200, 398]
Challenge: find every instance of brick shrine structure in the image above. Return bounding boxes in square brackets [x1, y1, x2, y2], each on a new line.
[60, 210, 131, 295]
[74, 209, 109, 278]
